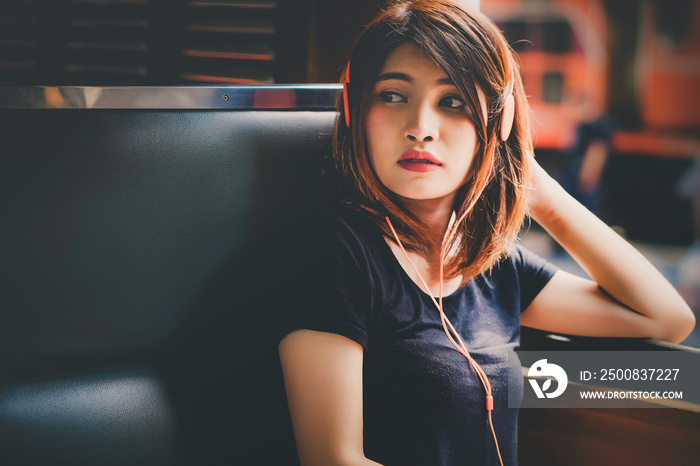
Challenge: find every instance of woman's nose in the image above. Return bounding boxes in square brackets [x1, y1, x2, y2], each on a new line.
[404, 102, 438, 142]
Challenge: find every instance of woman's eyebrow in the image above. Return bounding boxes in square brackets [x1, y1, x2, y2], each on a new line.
[376, 72, 454, 86]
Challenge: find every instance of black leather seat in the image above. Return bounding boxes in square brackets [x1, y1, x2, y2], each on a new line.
[0, 97, 336, 465]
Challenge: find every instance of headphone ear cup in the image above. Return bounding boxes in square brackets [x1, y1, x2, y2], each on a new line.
[500, 93, 515, 142]
[343, 82, 350, 127]
[343, 62, 351, 128]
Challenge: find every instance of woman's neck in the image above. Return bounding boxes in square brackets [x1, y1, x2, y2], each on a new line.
[398, 195, 456, 256]
[385, 194, 463, 294]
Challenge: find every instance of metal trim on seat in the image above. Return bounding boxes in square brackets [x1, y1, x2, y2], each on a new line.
[0, 85, 342, 110]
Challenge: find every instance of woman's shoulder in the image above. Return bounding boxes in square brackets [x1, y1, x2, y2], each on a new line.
[455, 243, 560, 314]
[506, 243, 559, 276]
[484, 242, 559, 286]
[318, 205, 395, 287]
[322, 204, 382, 248]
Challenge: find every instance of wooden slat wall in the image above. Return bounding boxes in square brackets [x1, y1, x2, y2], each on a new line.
[0, 0, 38, 83]
[180, 0, 277, 84]
[65, 0, 149, 81]
[0, 0, 307, 85]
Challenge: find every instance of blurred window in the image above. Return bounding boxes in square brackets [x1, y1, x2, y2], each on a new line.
[501, 19, 530, 52]
[542, 71, 564, 103]
[500, 18, 579, 54]
[655, 0, 692, 47]
[542, 20, 573, 53]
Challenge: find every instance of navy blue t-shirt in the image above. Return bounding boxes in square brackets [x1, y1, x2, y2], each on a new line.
[285, 208, 559, 465]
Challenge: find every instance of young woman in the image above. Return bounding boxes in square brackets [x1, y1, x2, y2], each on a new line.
[278, 1, 695, 465]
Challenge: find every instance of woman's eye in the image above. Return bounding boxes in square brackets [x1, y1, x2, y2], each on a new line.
[441, 96, 466, 108]
[377, 91, 405, 103]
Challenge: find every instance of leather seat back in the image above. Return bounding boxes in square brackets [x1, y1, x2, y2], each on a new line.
[0, 98, 337, 465]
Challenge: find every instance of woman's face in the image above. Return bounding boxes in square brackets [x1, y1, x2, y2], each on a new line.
[365, 42, 479, 205]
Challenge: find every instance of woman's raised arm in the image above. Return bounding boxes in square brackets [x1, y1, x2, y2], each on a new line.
[279, 330, 383, 466]
[521, 158, 695, 344]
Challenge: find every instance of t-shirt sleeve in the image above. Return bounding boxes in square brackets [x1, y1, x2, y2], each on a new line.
[280, 215, 374, 350]
[512, 244, 560, 312]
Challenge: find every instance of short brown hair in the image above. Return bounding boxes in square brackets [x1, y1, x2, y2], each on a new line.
[333, 0, 532, 282]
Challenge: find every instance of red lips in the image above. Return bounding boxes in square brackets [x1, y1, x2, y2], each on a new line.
[398, 150, 441, 172]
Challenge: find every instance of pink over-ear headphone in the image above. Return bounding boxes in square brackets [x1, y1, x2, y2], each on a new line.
[342, 60, 516, 142]
[500, 68, 515, 142]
